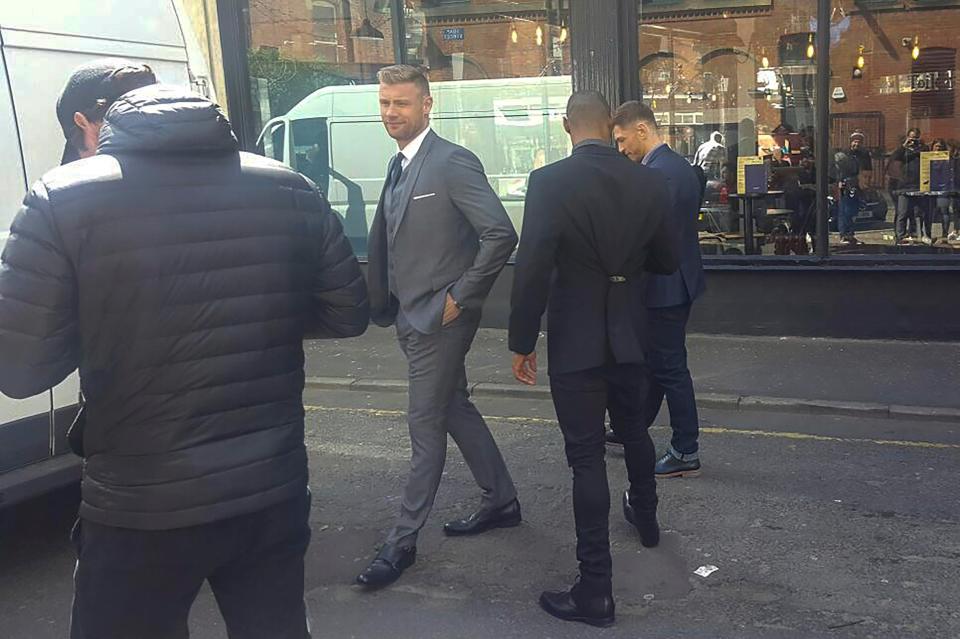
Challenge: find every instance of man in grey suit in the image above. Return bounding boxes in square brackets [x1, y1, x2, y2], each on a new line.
[357, 65, 520, 589]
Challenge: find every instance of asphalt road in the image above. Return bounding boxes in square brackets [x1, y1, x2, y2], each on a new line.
[1, 387, 959, 638]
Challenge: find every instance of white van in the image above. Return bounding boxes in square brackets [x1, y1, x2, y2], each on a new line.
[0, 0, 212, 507]
[256, 76, 573, 254]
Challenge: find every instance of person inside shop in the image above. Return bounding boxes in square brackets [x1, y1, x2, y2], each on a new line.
[929, 138, 958, 241]
[694, 131, 727, 180]
[831, 131, 868, 246]
[889, 127, 929, 244]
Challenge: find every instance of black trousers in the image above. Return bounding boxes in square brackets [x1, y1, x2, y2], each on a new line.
[70, 491, 312, 639]
[549, 362, 657, 595]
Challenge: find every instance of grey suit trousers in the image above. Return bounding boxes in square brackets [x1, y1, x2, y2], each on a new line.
[386, 308, 517, 547]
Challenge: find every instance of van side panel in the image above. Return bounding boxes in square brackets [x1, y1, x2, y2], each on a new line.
[0, 36, 52, 430]
[0, 37, 26, 236]
[0, 2, 183, 47]
[0, 1, 192, 474]
[3, 35, 188, 186]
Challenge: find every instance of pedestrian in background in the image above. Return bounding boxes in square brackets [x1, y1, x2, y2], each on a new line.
[832, 132, 868, 246]
[891, 127, 928, 244]
[358, 65, 520, 589]
[0, 58, 369, 639]
[510, 91, 678, 628]
[609, 101, 707, 479]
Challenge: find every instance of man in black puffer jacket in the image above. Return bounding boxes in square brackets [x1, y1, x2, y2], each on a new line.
[0, 60, 369, 639]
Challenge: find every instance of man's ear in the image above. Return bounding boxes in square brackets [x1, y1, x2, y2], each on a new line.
[563, 116, 571, 135]
[74, 112, 90, 130]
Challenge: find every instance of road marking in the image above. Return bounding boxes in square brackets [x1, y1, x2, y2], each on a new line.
[305, 405, 960, 450]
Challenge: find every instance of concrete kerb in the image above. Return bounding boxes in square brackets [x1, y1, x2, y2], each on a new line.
[303, 377, 960, 423]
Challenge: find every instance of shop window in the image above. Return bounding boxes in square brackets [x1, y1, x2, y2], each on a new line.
[910, 48, 956, 119]
[309, 1, 339, 44]
[244, 0, 571, 258]
[641, 1, 820, 258]
[829, 1, 960, 256]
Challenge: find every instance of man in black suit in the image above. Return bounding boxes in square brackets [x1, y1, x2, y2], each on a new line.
[509, 92, 678, 628]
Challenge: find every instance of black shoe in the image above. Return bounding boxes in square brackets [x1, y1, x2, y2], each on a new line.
[539, 585, 615, 628]
[443, 498, 521, 536]
[355, 544, 416, 589]
[622, 490, 660, 548]
[605, 430, 622, 446]
[655, 451, 701, 478]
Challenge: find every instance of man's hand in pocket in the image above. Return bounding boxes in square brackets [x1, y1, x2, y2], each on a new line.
[442, 293, 462, 326]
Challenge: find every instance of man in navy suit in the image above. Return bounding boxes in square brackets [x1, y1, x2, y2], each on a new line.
[611, 101, 706, 478]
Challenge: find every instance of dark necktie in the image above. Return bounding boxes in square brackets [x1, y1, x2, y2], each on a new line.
[387, 152, 404, 192]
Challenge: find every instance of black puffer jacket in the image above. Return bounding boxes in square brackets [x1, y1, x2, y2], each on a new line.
[0, 85, 369, 529]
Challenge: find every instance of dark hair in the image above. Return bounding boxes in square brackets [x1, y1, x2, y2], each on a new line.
[377, 64, 431, 96]
[612, 101, 658, 129]
[907, 127, 922, 137]
[565, 91, 610, 128]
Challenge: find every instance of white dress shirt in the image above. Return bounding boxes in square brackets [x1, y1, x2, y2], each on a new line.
[399, 125, 432, 170]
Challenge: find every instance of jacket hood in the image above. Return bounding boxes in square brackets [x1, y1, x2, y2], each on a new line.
[98, 84, 239, 156]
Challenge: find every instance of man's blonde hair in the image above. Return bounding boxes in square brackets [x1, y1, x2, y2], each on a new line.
[377, 64, 431, 96]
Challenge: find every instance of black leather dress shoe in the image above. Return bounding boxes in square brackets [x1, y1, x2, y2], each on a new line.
[443, 498, 521, 536]
[623, 490, 660, 548]
[355, 544, 416, 589]
[539, 587, 615, 628]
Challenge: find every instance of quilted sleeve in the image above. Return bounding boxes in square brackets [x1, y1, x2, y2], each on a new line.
[0, 181, 80, 399]
[305, 189, 370, 339]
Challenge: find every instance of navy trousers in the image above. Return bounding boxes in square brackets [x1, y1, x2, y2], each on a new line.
[643, 303, 700, 456]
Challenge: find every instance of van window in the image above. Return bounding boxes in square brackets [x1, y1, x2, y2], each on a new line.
[291, 118, 329, 191]
[258, 122, 286, 163]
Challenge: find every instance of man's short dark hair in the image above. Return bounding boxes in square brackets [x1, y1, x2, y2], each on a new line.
[612, 101, 658, 129]
[565, 91, 610, 128]
[907, 127, 922, 137]
[377, 64, 431, 96]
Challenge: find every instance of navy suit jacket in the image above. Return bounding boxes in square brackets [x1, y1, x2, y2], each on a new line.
[644, 144, 706, 308]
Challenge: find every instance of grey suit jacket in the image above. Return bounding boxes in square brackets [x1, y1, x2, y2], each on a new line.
[367, 130, 518, 334]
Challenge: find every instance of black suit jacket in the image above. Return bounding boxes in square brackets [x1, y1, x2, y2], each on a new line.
[509, 143, 679, 375]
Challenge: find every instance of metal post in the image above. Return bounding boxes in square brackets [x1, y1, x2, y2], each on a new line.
[390, 0, 406, 65]
[815, 0, 831, 257]
[216, 0, 257, 150]
[570, 0, 637, 107]
[618, 0, 640, 102]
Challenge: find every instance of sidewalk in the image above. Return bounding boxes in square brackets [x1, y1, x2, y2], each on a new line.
[304, 328, 960, 421]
